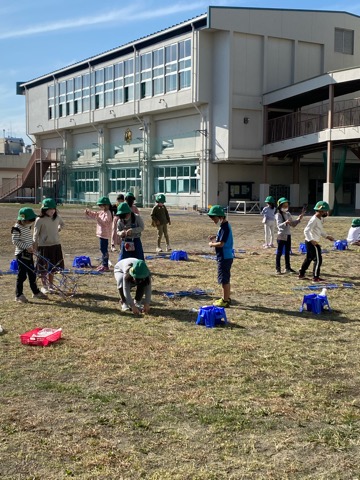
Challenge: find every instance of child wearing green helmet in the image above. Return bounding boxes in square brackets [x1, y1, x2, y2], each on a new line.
[125, 191, 140, 214]
[299, 201, 335, 282]
[151, 194, 171, 253]
[115, 202, 145, 261]
[11, 208, 47, 303]
[33, 198, 65, 293]
[275, 197, 303, 275]
[208, 205, 233, 308]
[346, 218, 360, 246]
[114, 257, 152, 314]
[261, 195, 276, 248]
[85, 197, 113, 272]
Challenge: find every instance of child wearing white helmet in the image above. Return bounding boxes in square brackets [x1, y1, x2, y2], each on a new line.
[208, 205, 233, 308]
[298, 201, 335, 282]
[347, 218, 360, 246]
[151, 194, 171, 253]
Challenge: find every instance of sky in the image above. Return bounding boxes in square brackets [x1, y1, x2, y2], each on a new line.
[1, 0, 360, 146]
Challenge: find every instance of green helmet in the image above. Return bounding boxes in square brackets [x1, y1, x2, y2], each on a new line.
[277, 197, 289, 207]
[41, 198, 57, 209]
[125, 191, 135, 199]
[314, 201, 330, 212]
[208, 205, 225, 217]
[116, 202, 131, 215]
[155, 194, 166, 203]
[97, 196, 111, 206]
[17, 207, 37, 221]
[129, 259, 150, 279]
[351, 218, 360, 227]
[265, 196, 275, 204]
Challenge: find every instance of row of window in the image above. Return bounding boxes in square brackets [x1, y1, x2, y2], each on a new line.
[71, 165, 200, 194]
[48, 39, 191, 119]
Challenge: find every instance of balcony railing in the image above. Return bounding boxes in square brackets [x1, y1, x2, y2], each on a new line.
[267, 102, 360, 143]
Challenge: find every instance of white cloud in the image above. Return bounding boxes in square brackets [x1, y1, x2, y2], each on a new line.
[0, 2, 211, 40]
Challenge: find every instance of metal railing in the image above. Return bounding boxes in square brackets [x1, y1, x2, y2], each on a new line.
[0, 148, 59, 201]
[267, 100, 360, 143]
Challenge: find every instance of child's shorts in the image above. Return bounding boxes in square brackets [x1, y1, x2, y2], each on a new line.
[217, 258, 233, 284]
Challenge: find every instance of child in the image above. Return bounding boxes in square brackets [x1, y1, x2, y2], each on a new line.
[114, 257, 151, 314]
[111, 194, 125, 252]
[85, 196, 113, 272]
[125, 191, 140, 214]
[208, 205, 233, 308]
[261, 195, 276, 248]
[151, 193, 171, 253]
[275, 197, 303, 274]
[299, 201, 335, 282]
[347, 218, 360, 246]
[11, 208, 47, 303]
[116, 202, 145, 260]
[33, 198, 65, 292]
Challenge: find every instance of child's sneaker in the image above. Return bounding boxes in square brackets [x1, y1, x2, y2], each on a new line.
[275, 270, 282, 275]
[285, 268, 296, 274]
[166, 245, 172, 252]
[313, 277, 325, 282]
[135, 302, 143, 311]
[298, 272, 307, 279]
[97, 266, 110, 272]
[156, 247, 163, 253]
[213, 298, 230, 308]
[32, 291, 48, 299]
[15, 294, 28, 303]
[121, 303, 130, 312]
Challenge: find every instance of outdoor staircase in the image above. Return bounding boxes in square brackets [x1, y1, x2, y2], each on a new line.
[0, 148, 57, 201]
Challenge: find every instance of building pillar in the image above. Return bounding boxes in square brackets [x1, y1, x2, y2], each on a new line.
[98, 126, 108, 197]
[323, 182, 335, 210]
[62, 131, 73, 201]
[290, 184, 300, 207]
[355, 183, 360, 214]
[259, 184, 270, 205]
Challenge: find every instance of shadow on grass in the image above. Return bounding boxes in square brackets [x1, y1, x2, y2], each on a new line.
[151, 272, 198, 278]
[149, 306, 245, 329]
[242, 304, 356, 323]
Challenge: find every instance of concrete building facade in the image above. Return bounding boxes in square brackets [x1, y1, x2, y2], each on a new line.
[18, 7, 360, 211]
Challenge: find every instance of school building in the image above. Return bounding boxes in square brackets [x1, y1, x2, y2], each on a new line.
[10, 6, 360, 213]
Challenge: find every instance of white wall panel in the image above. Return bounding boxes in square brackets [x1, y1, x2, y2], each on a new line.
[267, 37, 293, 91]
[233, 32, 263, 96]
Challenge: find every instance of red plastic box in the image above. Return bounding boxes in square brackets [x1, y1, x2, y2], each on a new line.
[20, 328, 62, 346]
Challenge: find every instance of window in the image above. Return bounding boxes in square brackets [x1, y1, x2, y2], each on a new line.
[48, 39, 192, 118]
[73, 170, 99, 194]
[108, 168, 141, 193]
[140, 52, 152, 98]
[48, 84, 55, 120]
[335, 28, 354, 55]
[154, 164, 199, 194]
[165, 44, 177, 93]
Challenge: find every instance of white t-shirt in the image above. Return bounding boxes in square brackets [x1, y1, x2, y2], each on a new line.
[347, 226, 360, 244]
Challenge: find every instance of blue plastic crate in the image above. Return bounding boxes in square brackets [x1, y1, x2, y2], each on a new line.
[196, 305, 227, 328]
[170, 250, 188, 261]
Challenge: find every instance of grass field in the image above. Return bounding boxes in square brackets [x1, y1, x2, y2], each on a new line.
[0, 203, 359, 480]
